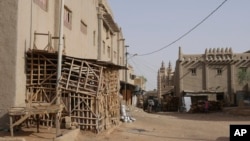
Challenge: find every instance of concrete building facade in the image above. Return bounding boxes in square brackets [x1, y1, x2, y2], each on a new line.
[175, 47, 250, 105]
[134, 76, 147, 91]
[0, 0, 127, 128]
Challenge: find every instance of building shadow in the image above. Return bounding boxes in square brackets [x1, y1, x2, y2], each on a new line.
[0, 126, 56, 140]
[0, 129, 33, 137]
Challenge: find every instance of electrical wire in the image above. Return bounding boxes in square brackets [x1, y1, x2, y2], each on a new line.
[137, 0, 228, 56]
[129, 57, 157, 74]
[130, 58, 156, 76]
[129, 58, 157, 89]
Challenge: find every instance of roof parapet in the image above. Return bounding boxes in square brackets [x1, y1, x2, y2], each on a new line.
[206, 47, 233, 54]
[99, 0, 119, 32]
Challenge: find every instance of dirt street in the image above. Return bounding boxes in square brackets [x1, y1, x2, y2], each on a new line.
[1, 107, 250, 141]
[77, 108, 250, 141]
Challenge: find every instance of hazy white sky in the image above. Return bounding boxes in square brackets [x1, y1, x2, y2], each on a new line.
[108, 0, 250, 91]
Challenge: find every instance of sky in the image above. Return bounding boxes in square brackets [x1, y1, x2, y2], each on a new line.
[108, 0, 250, 91]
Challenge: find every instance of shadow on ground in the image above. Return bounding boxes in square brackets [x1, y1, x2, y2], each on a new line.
[216, 137, 229, 141]
[0, 129, 32, 137]
[0, 126, 56, 140]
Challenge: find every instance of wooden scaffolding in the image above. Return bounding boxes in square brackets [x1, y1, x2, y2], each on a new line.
[9, 32, 122, 135]
[59, 56, 120, 132]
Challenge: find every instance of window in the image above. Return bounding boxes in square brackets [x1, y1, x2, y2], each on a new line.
[102, 41, 105, 54]
[107, 46, 111, 58]
[114, 51, 117, 59]
[93, 31, 96, 46]
[106, 29, 110, 39]
[130, 74, 136, 80]
[217, 68, 222, 75]
[64, 6, 72, 30]
[80, 20, 87, 34]
[190, 68, 196, 76]
[104, 24, 109, 39]
[34, 0, 48, 11]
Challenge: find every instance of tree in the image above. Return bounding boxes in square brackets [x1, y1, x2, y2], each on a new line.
[140, 75, 147, 82]
[238, 69, 250, 85]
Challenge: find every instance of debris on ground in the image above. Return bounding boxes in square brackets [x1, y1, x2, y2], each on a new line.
[120, 104, 136, 123]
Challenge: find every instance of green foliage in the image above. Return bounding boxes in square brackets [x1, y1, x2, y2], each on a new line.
[238, 70, 250, 85]
[139, 75, 147, 82]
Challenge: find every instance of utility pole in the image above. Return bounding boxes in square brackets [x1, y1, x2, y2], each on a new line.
[56, 0, 64, 137]
[125, 45, 129, 105]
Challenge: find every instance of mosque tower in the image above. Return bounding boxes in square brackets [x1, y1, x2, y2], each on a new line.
[157, 61, 174, 103]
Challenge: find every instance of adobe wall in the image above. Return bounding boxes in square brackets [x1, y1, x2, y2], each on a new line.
[0, 0, 18, 128]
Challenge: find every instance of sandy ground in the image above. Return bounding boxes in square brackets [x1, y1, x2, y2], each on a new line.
[0, 126, 61, 141]
[1, 107, 250, 141]
[76, 107, 250, 141]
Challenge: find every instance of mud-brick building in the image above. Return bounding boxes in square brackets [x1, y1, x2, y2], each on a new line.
[175, 47, 250, 106]
[0, 0, 127, 130]
[157, 61, 174, 103]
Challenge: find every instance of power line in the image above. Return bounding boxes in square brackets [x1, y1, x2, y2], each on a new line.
[129, 58, 157, 88]
[138, 0, 228, 56]
[129, 57, 157, 74]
